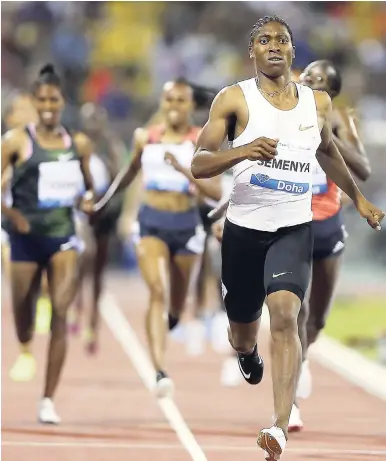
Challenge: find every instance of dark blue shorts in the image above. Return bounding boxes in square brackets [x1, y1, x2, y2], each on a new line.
[312, 211, 347, 260]
[139, 223, 206, 255]
[9, 232, 81, 266]
[135, 204, 206, 256]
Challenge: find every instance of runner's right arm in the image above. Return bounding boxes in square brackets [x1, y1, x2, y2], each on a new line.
[191, 86, 277, 179]
[1, 130, 30, 232]
[94, 128, 146, 212]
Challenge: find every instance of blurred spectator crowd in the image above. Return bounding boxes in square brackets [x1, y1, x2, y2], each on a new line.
[2, 2, 386, 137]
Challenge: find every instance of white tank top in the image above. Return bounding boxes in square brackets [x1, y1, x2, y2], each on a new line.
[141, 141, 195, 193]
[226, 78, 321, 232]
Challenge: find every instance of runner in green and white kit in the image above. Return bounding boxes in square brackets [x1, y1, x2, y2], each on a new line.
[1, 64, 95, 424]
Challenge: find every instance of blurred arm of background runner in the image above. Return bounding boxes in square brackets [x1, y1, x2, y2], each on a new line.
[1, 165, 12, 191]
[1, 130, 30, 233]
[74, 132, 96, 212]
[164, 151, 222, 202]
[315, 92, 384, 229]
[117, 107, 163, 240]
[117, 172, 143, 241]
[211, 216, 226, 243]
[332, 108, 371, 182]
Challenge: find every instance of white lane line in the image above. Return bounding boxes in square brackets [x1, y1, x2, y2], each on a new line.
[100, 293, 207, 461]
[260, 307, 386, 401]
[3, 440, 386, 456]
[309, 335, 386, 402]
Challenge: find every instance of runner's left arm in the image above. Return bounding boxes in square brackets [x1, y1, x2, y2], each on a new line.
[315, 91, 384, 230]
[333, 108, 370, 181]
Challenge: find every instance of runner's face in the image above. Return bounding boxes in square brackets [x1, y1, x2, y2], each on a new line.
[160, 83, 194, 127]
[251, 22, 294, 78]
[300, 62, 329, 93]
[33, 84, 64, 128]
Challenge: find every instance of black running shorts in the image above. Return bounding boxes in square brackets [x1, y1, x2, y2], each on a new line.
[221, 219, 313, 324]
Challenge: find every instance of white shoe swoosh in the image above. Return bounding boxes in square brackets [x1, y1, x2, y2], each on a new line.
[237, 356, 251, 379]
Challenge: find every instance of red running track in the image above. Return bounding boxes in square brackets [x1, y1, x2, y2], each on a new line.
[2, 272, 386, 461]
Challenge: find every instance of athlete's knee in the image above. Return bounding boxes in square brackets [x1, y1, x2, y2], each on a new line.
[148, 283, 166, 306]
[53, 286, 76, 312]
[297, 299, 309, 330]
[229, 324, 256, 353]
[231, 334, 256, 354]
[308, 311, 326, 334]
[51, 294, 71, 323]
[267, 291, 300, 336]
[50, 309, 68, 337]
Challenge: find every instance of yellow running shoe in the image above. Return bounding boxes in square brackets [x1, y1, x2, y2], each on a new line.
[83, 328, 98, 355]
[9, 353, 36, 382]
[35, 297, 52, 335]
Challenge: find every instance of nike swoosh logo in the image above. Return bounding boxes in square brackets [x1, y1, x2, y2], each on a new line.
[299, 125, 314, 131]
[272, 272, 292, 278]
[237, 356, 251, 379]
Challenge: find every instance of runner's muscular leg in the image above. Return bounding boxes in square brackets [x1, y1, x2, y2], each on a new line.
[136, 236, 170, 372]
[169, 252, 199, 321]
[11, 262, 42, 348]
[307, 255, 342, 346]
[45, 249, 78, 398]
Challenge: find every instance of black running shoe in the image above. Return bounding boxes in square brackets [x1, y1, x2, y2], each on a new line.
[168, 313, 179, 331]
[237, 345, 264, 385]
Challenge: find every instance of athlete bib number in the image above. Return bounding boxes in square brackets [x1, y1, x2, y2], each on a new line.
[38, 161, 83, 208]
[312, 164, 328, 195]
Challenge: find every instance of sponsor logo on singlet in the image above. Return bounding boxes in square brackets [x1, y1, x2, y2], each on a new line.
[250, 173, 309, 195]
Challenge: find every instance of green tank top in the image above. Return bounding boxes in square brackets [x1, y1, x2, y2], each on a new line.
[10, 125, 83, 237]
